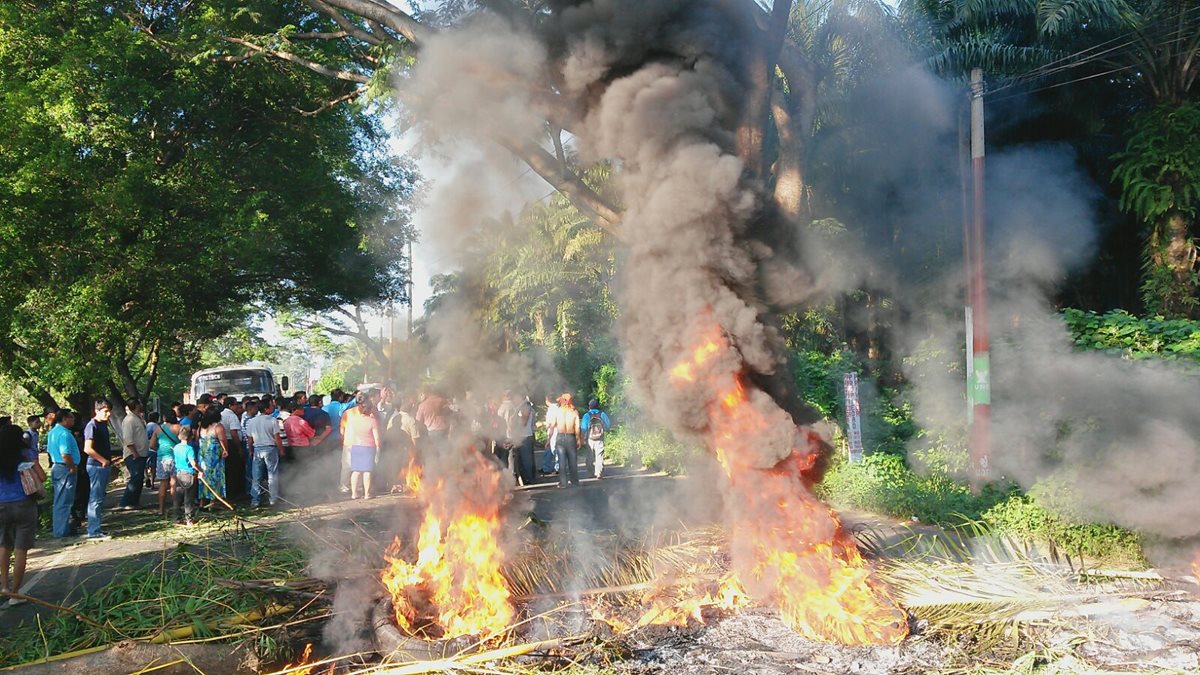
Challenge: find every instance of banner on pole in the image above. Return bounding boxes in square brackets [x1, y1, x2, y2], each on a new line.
[970, 353, 991, 405]
[843, 372, 864, 463]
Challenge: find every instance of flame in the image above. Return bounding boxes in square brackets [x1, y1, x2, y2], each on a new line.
[1191, 552, 1200, 586]
[714, 574, 750, 610]
[404, 457, 423, 493]
[381, 452, 514, 639]
[662, 327, 908, 645]
[670, 363, 695, 383]
[600, 574, 752, 631]
[286, 643, 314, 675]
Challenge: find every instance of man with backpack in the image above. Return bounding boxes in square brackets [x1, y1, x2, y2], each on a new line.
[579, 399, 611, 480]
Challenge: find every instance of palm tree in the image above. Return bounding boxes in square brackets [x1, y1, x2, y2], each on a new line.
[916, 0, 1200, 315]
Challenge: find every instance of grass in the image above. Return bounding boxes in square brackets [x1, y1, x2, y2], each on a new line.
[0, 527, 314, 668]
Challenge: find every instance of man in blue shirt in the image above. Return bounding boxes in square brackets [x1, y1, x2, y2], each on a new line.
[82, 401, 114, 541]
[46, 410, 79, 537]
[580, 399, 612, 480]
[322, 390, 348, 442]
[322, 390, 354, 492]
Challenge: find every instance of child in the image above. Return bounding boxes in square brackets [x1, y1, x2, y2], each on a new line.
[171, 426, 201, 526]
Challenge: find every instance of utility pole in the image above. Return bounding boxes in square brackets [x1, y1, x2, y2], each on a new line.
[387, 301, 395, 383]
[960, 103, 974, 426]
[968, 67, 991, 484]
[406, 240, 414, 340]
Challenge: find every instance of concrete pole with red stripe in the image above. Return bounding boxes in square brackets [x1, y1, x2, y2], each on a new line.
[968, 67, 991, 485]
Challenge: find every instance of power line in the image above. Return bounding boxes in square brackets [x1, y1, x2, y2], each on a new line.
[986, 23, 1200, 103]
[987, 5, 1200, 95]
[988, 62, 1139, 103]
[1014, 4, 1200, 82]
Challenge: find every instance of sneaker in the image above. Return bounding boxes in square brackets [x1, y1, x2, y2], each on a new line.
[118, 505, 138, 511]
[7, 597, 27, 608]
[87, 532, 112, 541]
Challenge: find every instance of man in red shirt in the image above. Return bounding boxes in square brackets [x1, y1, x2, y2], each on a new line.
[283, 401, 329, 461]
[415, 389, 450, 452]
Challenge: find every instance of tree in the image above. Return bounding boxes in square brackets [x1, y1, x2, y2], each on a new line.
[475, 166, 619, 353]
[209, 0, 831, 235]
[1114, 102, 1200, 316]
[908, 0, 1200, 314]
[0, 0, 416, 411]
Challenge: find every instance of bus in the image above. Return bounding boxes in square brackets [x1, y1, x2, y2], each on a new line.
[188, 366, 285, 403]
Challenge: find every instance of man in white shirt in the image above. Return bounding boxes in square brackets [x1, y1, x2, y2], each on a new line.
[540, 395, 559, 475]
[118, 400, 149, 510]
[220, 399, 244, 497]
[245, 398, 285, 508]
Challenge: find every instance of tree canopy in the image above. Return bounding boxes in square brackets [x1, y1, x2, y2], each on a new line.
[0, 0, 415, 410]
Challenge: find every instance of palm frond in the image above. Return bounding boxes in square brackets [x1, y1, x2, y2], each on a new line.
[1036, 0, 1138, 36]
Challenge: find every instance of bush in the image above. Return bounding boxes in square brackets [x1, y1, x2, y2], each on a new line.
[817, 453, 1010, 526]
[316, 369, 345, 394]
[983, 490, 1145, 565]
[592, 362, 630, 419]
[604, 426, 699, 475]
[819, 451, 1146, 565]
[791, 348, 858, 419]
[1063, 308, 1200, 362]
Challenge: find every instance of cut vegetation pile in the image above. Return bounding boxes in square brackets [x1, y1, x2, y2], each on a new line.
[0, 527, 323, 670]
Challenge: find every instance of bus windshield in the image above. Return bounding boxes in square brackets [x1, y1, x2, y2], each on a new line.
[193, 369, 274, 398]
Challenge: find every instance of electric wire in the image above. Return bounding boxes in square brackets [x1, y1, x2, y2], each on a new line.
[997, 4, 1200, 87]
[984, 4, 1200, 95]
[985, 23, 1200, 102]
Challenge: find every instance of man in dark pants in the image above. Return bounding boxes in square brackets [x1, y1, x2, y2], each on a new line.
[82, 400, 115, 540]
[554, 394, 582, 488]
[221, 397, 246, 499]
[118, 399, 149, 510]
[498, 391, 536, 486]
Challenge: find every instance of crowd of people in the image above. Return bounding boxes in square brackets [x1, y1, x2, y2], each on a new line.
[0, 385, 614, 605]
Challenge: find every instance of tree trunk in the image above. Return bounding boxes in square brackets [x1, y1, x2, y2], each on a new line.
[1148, 209, 1198, 317]
[67, 393, 94, 418]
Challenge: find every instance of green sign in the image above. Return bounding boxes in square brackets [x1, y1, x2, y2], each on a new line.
[970, 353, 991, 405]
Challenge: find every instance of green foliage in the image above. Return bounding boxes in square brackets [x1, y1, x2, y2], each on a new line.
[818, 452, 1010, 526]
[592, 362, 630, 418]
[983, 492, 1145, 565]
[0, 374, 40, 419]
[819, 450, 1145, 565]
[604, 426, 700, 476]
[1062, 308, 1200, 362]
[790, 348, 858, 419]
[472, 166, 619, 360]
[1112, 98, 1200, 227]
[1112, 102, 1200, 316]
[317, 369, 346, 394]
[0, 0, 415, 406]
[0, 529, 308, 667]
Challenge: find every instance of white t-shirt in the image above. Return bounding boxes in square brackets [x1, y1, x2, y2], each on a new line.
[545, 403, 559, 445]
[220, 409, 241, 440]
[246, 414, 280, 448]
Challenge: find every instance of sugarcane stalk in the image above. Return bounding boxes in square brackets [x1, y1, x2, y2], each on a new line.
[376, 636, 587, 675]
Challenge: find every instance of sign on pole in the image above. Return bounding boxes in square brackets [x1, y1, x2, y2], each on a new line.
[843, 372, 864, 463]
